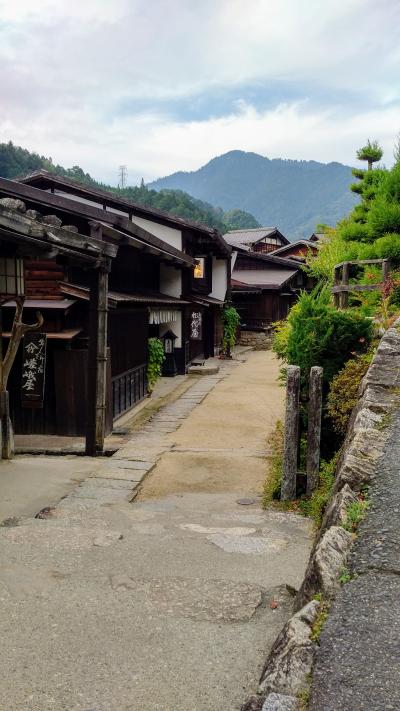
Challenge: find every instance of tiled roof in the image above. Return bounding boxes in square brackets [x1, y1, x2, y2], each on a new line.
[223, 227, 279, 247]
[232, 268, 297, 289]
[269, 240, 316, 256]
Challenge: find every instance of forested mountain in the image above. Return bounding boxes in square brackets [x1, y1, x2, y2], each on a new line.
[149, 150, 359, 240]
[0, 141, 259, 233]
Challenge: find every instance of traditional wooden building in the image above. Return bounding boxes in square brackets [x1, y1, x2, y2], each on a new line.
[223, 227, 288, 254]
[231, 250, 305, 329]
[269, 239, 318, 262]
[0, 191, 117, 455]
[21, 171, 231, 369]
[0, 174, 230, 448]
[223, 226, 305, 331]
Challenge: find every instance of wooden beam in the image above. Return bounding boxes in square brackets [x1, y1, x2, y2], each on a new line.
[85, 268, 109, 456]
[332, 283, 384, 293]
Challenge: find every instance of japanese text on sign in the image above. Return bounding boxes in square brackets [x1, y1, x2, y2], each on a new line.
[21, 333, 47, 407]
[190, 311, 202, 341]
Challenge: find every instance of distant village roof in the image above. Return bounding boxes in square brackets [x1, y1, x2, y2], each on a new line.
[232, 268, 297, 290]
[223, 227, 289, 249]
[269, 239, 317, 257]
[309, 232, 324, 242]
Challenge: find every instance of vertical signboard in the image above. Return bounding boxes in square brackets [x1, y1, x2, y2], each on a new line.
[21, 332, 47, 408]
[190, 310, 202, 341]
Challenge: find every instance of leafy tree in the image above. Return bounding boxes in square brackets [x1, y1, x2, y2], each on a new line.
[356, 139, 383, 171]
[223, 208, 261, 230]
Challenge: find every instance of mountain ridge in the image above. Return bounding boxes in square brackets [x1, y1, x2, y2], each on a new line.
[0, 141, 260, 234]
[149, 150, 358, 240]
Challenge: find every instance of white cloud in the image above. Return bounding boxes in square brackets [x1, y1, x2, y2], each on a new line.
[0, 0, 399, 181]
[2, 100, 398, 186]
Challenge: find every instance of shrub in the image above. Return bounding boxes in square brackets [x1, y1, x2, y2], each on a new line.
[271, 318, 292, 361]
[375, 233, 400, 263]
[327, 353, 373, 435]
[283, 287, 372, 391]
[147, 337, 165, 393]
[221, 305, 240, 354]
[300, 455, 338, 526]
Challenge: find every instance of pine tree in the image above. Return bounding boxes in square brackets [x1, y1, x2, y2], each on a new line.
[356, 139, 383, 170]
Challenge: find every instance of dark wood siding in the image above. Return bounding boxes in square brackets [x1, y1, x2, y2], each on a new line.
[108, 309, 148, 377]
[24, 259, 65, 300]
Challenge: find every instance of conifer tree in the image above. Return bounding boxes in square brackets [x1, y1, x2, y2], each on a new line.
[356, 139, 383, 170]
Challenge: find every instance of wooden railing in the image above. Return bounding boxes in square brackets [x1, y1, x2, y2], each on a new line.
[332, 259, 390, 308]
[112, 362, 147, 419]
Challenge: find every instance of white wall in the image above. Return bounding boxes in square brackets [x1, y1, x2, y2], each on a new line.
[160, 264, 182, 298]
[210, 257, 228, 301]
[159, 313, 182, 348]
[131, 216, 182, 251]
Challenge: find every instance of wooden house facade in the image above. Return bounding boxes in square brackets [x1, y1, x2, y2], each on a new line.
[231, 251, 305, 329]
[223, 227, 305, 330]
[0, 174, 230, 450]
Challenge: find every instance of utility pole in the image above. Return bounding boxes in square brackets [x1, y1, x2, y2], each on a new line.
[118, 165, 127, 189]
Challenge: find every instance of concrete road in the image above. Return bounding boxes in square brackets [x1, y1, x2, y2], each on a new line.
[0, 351, 312, 711]
[0, 455, 100, 522]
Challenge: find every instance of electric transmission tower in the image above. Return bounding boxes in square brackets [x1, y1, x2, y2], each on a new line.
[118, 165, 127, 189]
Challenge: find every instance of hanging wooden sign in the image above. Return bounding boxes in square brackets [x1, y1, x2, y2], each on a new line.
[21, 332, 47, 408]
[190, 310, 202, 341]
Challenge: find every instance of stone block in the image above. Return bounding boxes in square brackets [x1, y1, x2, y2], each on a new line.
[295, 526, 352, 608]
[259, 600, 319, 697]
[262, 693, 298, 710]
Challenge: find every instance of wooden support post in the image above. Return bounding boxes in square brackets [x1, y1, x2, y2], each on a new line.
[85, 267, 109, 456]
[306, 366, 323, 495]
[382, 259, 390, 282]
[281, 365, 300, 501]
[339, 262, 349, 309]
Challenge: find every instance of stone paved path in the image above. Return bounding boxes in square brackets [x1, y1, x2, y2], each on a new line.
[0, 351, 312, 711]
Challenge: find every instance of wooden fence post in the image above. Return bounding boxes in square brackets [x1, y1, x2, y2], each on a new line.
[339, 262, 349, 309]
[306, 366, 323, 495]
[281, 365, 300, 501]
[333, 265, 340, 308]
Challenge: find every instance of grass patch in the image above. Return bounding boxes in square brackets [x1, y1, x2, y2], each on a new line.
[339, 566, 352, 585]
[299, 455, 338, 527]
[298, 686, 311, 710]
[342, 497, 370, 533]
[262, 420, 284, 507]
[310, 600, 331, 644]
[375, 412, 393, 430]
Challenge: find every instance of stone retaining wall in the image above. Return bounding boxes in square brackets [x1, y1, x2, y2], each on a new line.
[239, 330, 272, 350]
[242, 322, 400, 711]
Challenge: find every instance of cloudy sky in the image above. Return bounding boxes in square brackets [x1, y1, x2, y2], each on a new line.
[1, 0, 399, 185]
